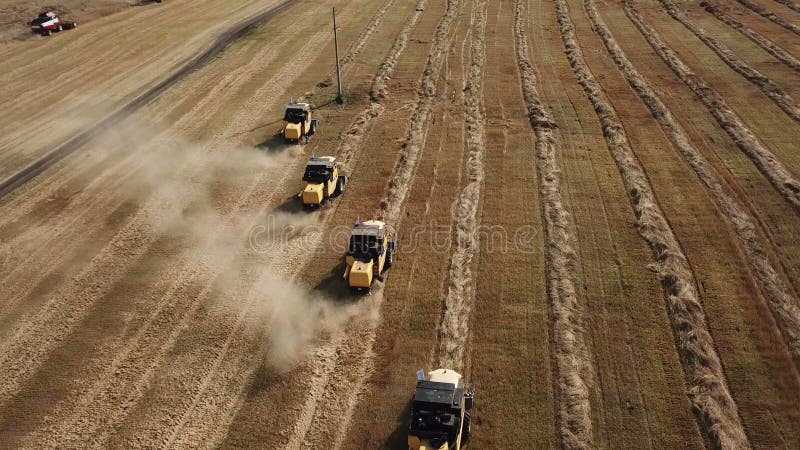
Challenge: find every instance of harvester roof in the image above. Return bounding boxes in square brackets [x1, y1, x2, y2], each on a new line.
[285, 101, 311, 112]
[303, 157, 336, 183]
[306, 156, 336, 169]
[351, 221, 386, 238]
[413, 380, 463, 408]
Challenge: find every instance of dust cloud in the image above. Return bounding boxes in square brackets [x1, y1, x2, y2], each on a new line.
[85, 117, 353, 371]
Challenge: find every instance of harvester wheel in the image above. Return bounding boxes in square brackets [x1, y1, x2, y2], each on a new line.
[57, 24, 63, 31]
[385, 248, 394, 269]
[463, 412, 472, 443]
[42, 29, 52, 36]
[334, 176, 347, 197]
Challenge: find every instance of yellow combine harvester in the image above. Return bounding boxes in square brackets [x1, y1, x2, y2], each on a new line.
[300, 156, 348, 207]
[282, 100, 318, 144]
[343, 219, 396, 290]
[408, 369, 474, 450]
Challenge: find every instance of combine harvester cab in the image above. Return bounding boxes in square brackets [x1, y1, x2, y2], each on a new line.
[408, 369, 474, 450]
[300, 156, 348, 207]
[30, 11, 76, 36]
[343, 219, 396, 290]
[282, 101, 318, 144]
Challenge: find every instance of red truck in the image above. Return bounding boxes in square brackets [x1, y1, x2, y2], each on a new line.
[30, 11, 77, 36]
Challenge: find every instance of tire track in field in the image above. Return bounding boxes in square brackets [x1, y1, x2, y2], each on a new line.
[735, 0, 800, 36]
[621, 0, 800, 213]
[586, 0, 800, 386]
[659, 0, 800, 123]
[436, 0, 487, 371]
[701, 1, 800, 72]
[514, 1, 594, 448]
[556, 0, 751, 447]
[293, 2, 465, 448]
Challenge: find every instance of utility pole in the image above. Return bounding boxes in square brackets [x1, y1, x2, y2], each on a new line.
[333, 7, 343, 103]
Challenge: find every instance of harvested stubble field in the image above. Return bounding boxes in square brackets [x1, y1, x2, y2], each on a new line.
[0, 0, 799, 448]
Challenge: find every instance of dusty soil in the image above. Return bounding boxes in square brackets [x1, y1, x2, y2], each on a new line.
[1, 0, 799, 448]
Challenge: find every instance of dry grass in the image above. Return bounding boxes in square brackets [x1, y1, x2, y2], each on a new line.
[735, 0, 800, 35]
[772, 0, 800, 14]
[701, 1, 800, 72]
[660, 0, 800, 123]
[588, 0, 800, 371]
[2, 0, 800, 446]
[467, 2, 554, 447]
[555, 0, 751, 446]
[436, 0, 487, 371]
[620, 0, 800, 214]
[515, 0, 594, 447]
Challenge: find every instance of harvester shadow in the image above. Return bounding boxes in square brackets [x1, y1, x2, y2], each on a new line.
[256, 134, 289, 154]
[231, 117, 284, 138]
[387, 398, 413, 449]
[273, 195, 305, 215]
[312, 263, 355, 302]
